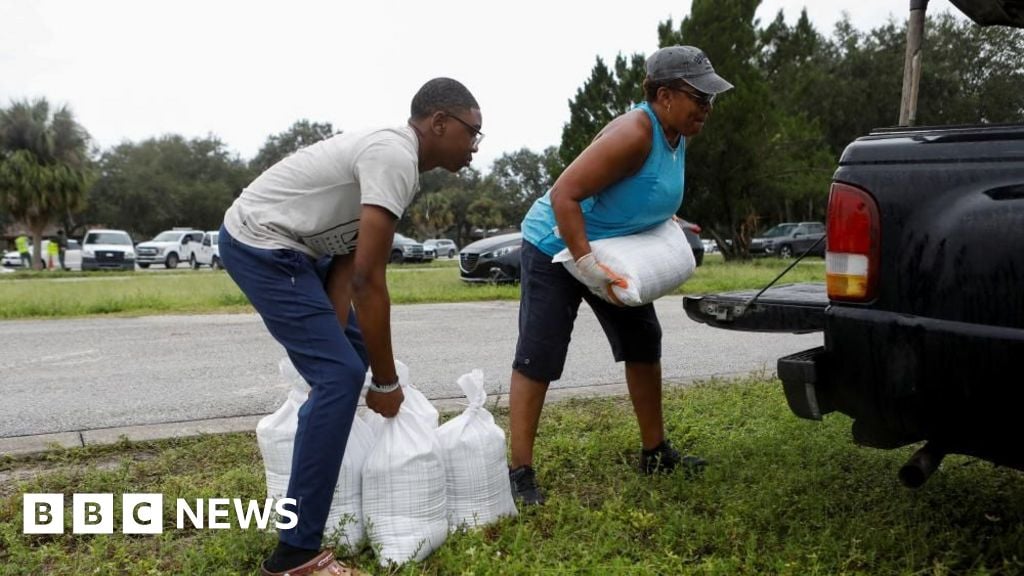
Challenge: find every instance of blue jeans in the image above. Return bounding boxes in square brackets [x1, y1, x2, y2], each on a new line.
[219, 225, 368, 550]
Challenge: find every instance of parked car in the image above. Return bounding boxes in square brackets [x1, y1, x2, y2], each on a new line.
[424, 238, 458, 259]
[676, 219, 705, 267]
[459, 232, 522, 284]
[81, 229, 135, 271]
[2, 239, 82, 270]
[191, 231, 222, 269]
[749, 221, 825, 258]
[136, 228, 205, 269]
[390, 233, 430, 263]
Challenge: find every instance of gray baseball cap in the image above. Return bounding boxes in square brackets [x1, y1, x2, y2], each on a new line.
[645, 45, 734, 95]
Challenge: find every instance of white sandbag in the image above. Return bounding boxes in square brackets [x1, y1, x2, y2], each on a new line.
[362, 403, 448, 566]
[553, 218, 696, 306]
[362, 359, 438, 433]
[436, 370, 517, 530]
[256, 357, 372, 551]
[257, 358, 309, 501]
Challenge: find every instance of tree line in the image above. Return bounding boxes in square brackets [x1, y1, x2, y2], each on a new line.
[2, 0, 1022, 265]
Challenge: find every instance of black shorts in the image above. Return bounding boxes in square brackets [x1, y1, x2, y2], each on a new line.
[512, 241, 662, 382]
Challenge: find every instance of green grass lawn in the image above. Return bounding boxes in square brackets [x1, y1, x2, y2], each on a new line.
[0, 254, 823, 319]
[1, 377, 1021, 575]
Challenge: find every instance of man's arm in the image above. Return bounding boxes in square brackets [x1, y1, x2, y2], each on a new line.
[351, 204, 404, 416]
[324, 254, 354, 328]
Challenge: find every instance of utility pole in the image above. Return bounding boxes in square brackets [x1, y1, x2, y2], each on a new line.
[898, 0, 929, 126]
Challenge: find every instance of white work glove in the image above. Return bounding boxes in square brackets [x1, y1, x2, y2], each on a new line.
[575, 253, 627, 305]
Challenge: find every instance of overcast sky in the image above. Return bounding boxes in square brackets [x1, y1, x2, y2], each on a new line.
[1, 0, 964, 173]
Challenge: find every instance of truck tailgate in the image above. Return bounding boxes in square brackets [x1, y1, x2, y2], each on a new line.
[683, 282, 827, 334]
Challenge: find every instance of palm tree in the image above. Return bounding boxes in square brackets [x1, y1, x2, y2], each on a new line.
[0, 98, 92, 269]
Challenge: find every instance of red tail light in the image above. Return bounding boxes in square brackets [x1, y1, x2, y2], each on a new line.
[826, 182, 880, 301]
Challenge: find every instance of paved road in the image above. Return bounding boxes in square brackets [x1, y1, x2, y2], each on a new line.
[0, 296, 820, 439]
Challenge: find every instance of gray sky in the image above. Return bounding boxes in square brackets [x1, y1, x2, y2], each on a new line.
[1, 0, 963, 173]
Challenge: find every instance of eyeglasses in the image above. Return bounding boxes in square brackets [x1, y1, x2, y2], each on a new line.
[671, 85, 716, 109]
[446, 113, 485, 147]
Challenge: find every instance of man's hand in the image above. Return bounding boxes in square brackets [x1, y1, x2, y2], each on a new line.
[575, 253, 627, 305]
[366, 386, 405, 418]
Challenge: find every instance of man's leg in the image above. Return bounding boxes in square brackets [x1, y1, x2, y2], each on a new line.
[219, 227, 364, 563]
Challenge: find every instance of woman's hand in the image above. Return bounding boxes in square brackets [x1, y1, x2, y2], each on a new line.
[575, 253, 627, 306]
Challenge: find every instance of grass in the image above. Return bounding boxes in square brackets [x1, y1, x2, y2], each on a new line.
[1, 377, 1021, 575]
[0, 254, 822, 320]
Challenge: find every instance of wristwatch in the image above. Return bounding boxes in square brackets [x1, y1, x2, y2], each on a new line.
[368, 376, 401, 394]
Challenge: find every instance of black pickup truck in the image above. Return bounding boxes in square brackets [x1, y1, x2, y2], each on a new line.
[684, 0, 1024, 487]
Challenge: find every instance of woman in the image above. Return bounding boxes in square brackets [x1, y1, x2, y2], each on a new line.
[508, 46, 733, 505]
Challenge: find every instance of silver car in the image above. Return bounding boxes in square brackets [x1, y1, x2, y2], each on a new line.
[423, 238, 458, 259]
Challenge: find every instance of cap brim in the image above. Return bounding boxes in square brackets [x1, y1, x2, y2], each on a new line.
[685, 72, 734, 95]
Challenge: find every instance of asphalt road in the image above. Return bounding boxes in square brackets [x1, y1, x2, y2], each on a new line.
[0, 296, 820, 438]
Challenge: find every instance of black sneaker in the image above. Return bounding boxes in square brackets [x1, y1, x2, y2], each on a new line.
[509, 465, 546, 505]
[640, 440, 707, 476]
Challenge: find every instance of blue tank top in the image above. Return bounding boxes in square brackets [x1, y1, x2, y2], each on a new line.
[522, 101, 685, 257]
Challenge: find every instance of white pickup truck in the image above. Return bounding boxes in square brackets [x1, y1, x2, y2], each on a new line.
[135, 229, 205, 269]
[190, 230, 222, 269]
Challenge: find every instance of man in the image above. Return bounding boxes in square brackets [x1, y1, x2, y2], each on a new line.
[56, 229, 68, 270]
[219, 77, 482, 576]
[46, 236, 59, 270]
[15, 234, 30, 269]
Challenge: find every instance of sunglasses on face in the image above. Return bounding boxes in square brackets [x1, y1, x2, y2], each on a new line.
[446, 113, 485, 147]
[671, 86, 716, 108]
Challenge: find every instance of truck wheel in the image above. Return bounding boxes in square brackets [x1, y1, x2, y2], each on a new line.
[779, 245, 793, 259]
[190, 255, 200, 270]
[211, 256, 222, 270]
[138, 263, 150, 269]
[448, 249, 456, 258]
[165, 253, 179, 269]
[390, 250, 404, 264]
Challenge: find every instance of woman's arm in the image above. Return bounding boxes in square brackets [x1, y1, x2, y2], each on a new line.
[550, 111, 653, 261]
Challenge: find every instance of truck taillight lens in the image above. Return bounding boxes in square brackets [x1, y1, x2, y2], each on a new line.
[826, 182, 879, 301]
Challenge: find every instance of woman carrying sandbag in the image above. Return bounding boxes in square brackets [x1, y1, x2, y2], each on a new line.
[508, 46, 733, 505]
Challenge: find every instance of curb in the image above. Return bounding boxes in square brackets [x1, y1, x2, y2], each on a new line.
[0, 378, 706, 458]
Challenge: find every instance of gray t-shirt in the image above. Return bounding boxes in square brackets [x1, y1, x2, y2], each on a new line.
[223, 125, 419, 258]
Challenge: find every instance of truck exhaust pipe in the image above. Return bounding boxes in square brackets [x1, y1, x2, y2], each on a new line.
[898, 442, 946, 488]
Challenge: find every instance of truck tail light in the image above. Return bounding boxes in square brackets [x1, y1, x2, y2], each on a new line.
[826, 182, 879, 301]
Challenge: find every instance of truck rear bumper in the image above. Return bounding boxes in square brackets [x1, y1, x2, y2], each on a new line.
[778, 346, 829, 421]
[782, 306, 1024, 467]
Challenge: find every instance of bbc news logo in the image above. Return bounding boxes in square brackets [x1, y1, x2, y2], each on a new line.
[23, 493, 297, 534]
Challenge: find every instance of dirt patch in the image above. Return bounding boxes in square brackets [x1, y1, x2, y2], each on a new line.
[0, 450, 158, 497]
